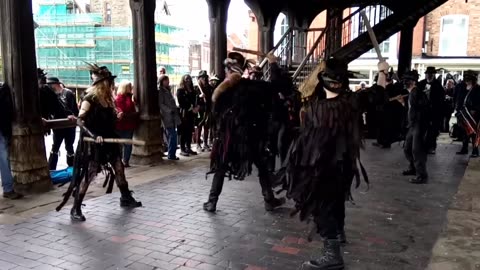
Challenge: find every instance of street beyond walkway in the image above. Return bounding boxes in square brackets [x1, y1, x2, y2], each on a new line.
[0, 142, 469, 270]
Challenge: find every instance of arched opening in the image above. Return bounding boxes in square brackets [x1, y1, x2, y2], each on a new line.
[308, 10, 327, 60]
[274, 12, 288, 45]
[226, 0, 254, 60]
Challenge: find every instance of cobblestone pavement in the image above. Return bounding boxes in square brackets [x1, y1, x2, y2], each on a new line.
[0, 141, 468, 270]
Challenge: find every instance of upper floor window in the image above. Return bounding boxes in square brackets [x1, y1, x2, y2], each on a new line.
[439, 15, 468, 56]
[105, 3, 112, 24]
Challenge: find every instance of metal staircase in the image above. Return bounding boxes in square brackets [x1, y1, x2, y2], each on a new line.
[260, 0, 449, 92]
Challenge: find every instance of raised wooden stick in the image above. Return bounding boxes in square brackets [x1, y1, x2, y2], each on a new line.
[232, 47, 266, 57]
[83, 137, 146, 145]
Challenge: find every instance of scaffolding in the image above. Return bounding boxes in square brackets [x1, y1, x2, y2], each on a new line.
[34, 0, 190, 89]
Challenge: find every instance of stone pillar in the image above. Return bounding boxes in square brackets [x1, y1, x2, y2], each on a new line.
[398, 25, 414, 79]
[129, 0, 163, 164]
[258, 16, 275, 54]
[0, 0, 52, 193]
[206, 0, 230, 79]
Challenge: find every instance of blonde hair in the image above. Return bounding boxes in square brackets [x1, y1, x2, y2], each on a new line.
[117, 80, 133, 95]
[85, 79, 115, 107]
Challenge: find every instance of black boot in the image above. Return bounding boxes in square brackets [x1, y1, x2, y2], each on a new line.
[67, 153, 75, 167]
[402, 168, 416, 176]
[70, 193, 86, 222]
[457, 147, 468, 155]
[337, 230, 347, 245]
[471, 148, 479, 158]
[48, 152, 59, 170]
[119, 186, 142, 208]
[203, 199, 217, 212]
[264, 197, 286, 211]
[302, 239, 344, 270]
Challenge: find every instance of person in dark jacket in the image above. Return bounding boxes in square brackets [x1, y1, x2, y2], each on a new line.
[417, 66, 445, 154]
[38, 69, 65, 122]
[194, 70, 214, 152]
[158, 75, 181, 160]
[456, 70, 480, 157]
[0, 83, 23, 200]
[176, 75, 198, 156]
[443, 79, 456, 132]
[46, 77, 79, 170]
[402, 70, 430, 184]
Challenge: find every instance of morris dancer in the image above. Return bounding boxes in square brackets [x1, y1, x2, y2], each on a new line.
[279, 58, 370, 270]
[59, 64, 142, 222]
[203, 52, 288, 212]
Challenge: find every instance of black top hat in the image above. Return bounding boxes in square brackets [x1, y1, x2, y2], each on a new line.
[37, 68, 47, 79]
[46, 77, 62, 85]
[425, 66, 437, 74]
[402, 70, 420, 81]
[86, 63, 117, 86]
[463, 70, 478, 81]
[198, 70, 208, 78]
[318, 58, 350, 83]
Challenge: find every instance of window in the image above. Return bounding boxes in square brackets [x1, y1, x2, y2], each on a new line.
[439, 15, 468, 56]
[105, 3, 112, 24]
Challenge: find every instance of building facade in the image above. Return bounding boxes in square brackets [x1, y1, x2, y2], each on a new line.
[34, 0, 189, 88]
[351, 0, 480, 85]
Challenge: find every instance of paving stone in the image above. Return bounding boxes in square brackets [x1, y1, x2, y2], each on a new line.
[0, 142, 470, 270]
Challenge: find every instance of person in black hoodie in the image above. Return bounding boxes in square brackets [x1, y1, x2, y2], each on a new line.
[0, 83, 23, 199]
[46, 77, 79, 169]
[456, 70, 480, 157]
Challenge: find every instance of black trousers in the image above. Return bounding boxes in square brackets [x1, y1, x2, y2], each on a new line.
[313, 163, 347, 239]
[207, 156, 275, 203]
[179, 117, 194, 151]
[404, 126, 428, 178]
[49, 127, 76, 170]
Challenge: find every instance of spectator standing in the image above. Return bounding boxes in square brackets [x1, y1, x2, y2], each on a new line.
[158, 75, 181, 160]
[0, 83, 22, 199]
[115, 81, 139, 167]
[176, 75, 198, 156]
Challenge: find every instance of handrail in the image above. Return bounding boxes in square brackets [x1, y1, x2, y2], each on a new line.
[292, 6, 367, 81]
[258, 26, 297, 69]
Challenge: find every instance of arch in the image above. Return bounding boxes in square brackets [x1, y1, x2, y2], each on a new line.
[273, 12, 288, 45]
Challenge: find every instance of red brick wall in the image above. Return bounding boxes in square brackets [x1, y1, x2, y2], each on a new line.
[423, 0, 480, 56]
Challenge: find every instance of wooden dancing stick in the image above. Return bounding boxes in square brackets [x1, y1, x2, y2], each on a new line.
[232, 47, 266, 57]
[43, 118, 77, 130]
[83, 137, 146, 145]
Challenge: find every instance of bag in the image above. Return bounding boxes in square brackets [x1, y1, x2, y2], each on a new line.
[50, 167, 74, 185]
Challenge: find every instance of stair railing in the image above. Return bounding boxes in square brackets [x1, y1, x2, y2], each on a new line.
[259, 27, 296, 80]
[292, 5, 393, 88]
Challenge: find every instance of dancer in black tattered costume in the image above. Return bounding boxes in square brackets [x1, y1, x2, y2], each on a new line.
[277, 58, 369, 270]
[203, 52, 288, 213]
[56, 64, 141, 221]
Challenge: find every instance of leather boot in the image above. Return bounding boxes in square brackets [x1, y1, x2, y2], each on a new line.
[337, 229, 347, 245]
[302, 239, 344, 270]
[67, 153, 75, 167]
[471, 148, 479, 158]
[203, 198, 217, 212]
[263, 189, 286, 211]
[70, 193, 86, 222]
[119, 186, 142, 208]
[48, 152, 59, 170]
